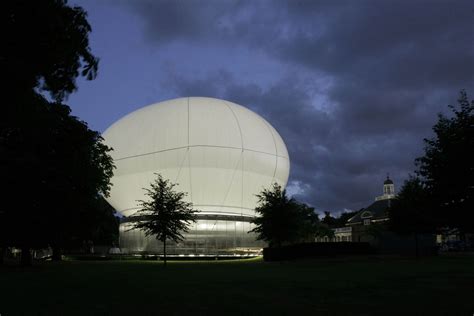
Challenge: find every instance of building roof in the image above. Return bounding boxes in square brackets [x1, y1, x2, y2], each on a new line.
[346, 199, 392, 225]
[384, 177, 393, 185]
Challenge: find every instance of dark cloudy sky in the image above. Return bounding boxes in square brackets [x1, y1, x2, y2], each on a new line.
[69, 0, 474, 215]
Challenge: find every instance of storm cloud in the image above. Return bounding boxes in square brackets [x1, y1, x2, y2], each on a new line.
[73, 0, 474, 214]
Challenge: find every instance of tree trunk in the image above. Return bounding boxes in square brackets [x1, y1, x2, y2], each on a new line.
[52, 246, 62, 261]
[163, 239, 167, 267]
[20, 247, 32, 266]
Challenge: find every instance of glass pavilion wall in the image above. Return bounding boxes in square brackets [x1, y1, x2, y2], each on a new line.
[119, 214, 265, 255]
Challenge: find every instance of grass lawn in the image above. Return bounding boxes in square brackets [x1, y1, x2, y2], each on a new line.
[1, 255, 474, 315]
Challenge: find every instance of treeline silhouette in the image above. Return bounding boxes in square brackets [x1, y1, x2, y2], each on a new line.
[1, 0, 115, 266]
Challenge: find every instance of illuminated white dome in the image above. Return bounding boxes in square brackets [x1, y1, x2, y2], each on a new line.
[103, 97, 290, 218]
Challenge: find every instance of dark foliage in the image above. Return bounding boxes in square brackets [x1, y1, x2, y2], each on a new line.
[389, 176, 435, 235]
[250, 183, 304, 247]
[2, 0, 98, 102]
[0, 0, 112, 265]
[311, 210, 357, 239]
[63, 196, 119, 251]
[250, 183, 327, 247]
[335, 210, 358, 226]
[320, 210, 358, 229]
[1, 97, 114, 262]
[415, 90, 474, 233]
[128, 174, 197, 265]
[322, 211, 337, 227]
[85, 197, 119, 247]
[296, 203, 327, 242]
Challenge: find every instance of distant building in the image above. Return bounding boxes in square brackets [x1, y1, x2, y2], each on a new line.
[316, 176, 395, 243]
[345, 176, 394, 241]
[332, 227, 352, 242]
[328, 176, 436, 255]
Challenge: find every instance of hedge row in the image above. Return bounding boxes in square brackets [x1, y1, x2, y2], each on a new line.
[263, 242, 376, 261]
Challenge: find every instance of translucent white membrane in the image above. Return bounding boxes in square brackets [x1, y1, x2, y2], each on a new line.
[103, 97, 290, 218]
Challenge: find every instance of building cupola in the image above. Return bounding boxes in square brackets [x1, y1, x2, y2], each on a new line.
[383, 175, 394, 195]
[376, 174, 395, 201]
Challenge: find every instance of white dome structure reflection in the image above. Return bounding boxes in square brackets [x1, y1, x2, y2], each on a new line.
[103, 97, 290, 255]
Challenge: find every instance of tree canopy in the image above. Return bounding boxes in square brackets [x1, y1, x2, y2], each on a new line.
[2, 0, 98, 101]
[389, 176, 435, 235]
[415, 90, 474, 233]
[335, 211, 358, 227]
[388, 90, 474, 240]
[0, 0, 113, 265]
[250, 183, 325, 247]
[322, 211, 337, 228]
[128, 174, 197, 265]
[1, 98, 115, 262]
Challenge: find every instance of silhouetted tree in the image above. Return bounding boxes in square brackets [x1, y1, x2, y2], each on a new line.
[294, 204, 322, 243]
[251, 183, 324, 247]
[251, 184, 300, 248]
[389, 176, 436, 257]
[314, 223, 335, 240]
[415, 90, 474, 235]
[128, 174, 197, 266]
[1, 100, 114, 263]
[335, 211, 358, 227]
[85, 197, 119, 247]
[1, 1, 109, 265]
[3, 0, 98, 102]
[44, 106, 114, 260]
[52, 196, 118, 257]
[389, 177, 434, 233]
[322, 211, 337, 228]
